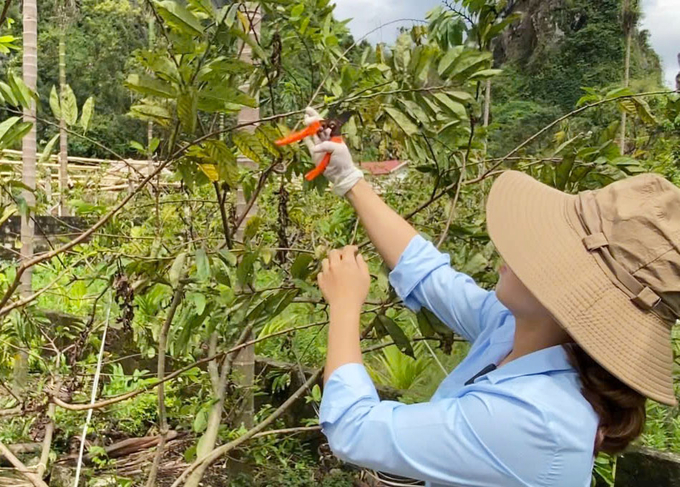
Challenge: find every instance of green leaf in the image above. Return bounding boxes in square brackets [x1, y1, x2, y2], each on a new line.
[189, 292, 207, 316]
[231, 130, 263, 165]
[80, 97, 95, 133]
[0, 117, 31, 149]
[243, 215, 263, 242]
[155, 0, 204, 36]
[198, 86, 256, 112]
[384, 106, 419, 136]
[487, 13, 522, 38]
[39, 134, 59, 165]
[129, 104, 173, 126]
[617, 98, 637, 114]
[125, 74, 179, 99]
[49, 85, 61, 119]
[230, 24, 266, 60]
[417, 308, 452, 336]
[633, 97, 657, 124]
[169, 252, 187, 286]
[5, 179, 34, 192]
[7, 71, 34, 108]
[195, 247, 211, 281]
[220, 3, 238, 27]
[199, 140, 239, 186]
[605, 87, 634, 100]
[450, 51, 493, 80]
[129, 140, 146, 153]
[291, 254, 314, 280]
[437, 46, 464, 77]
[255, 127, 281, 157]
[237, 252, 258, 288]
[199, 163, 219, 182]
[433, 93, 467, 120]
[61, 84, 78, 126]
[193, 406, 209, 433]
[177, 90, 198, 134]
[377, 315, 414, 358]
[291, 3, 304, 18]
[0, 116, 22, 145]
[246, 289, 299, 328]
[0, 82, 18, 106]
[187, 0, 214, 17]
[218, 157, 239, 187]
[467, 69, 503, 81]
[445, 90, 476, 105]
[217, 249, 237, 267]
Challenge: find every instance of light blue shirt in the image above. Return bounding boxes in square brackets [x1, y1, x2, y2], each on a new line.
[319, 235, 599, 487]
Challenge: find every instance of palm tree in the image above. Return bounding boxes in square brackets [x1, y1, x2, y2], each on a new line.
[57, 0, 76, 216]
[620, 0, 640, 153]
[14, 0, 38, 398]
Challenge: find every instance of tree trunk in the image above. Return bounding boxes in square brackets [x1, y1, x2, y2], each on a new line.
[147, 15, 155, 178]
[619, 29, 632, 153]
[20, 0, 37, 298]
[16, 0, 38, 395]
[232, 0, 260, 431]
[185, 10, 261, 487]
[58, 28, 69, 216]
[483, 79, 491, 127]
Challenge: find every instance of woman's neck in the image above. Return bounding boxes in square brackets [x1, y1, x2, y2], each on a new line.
[500, 316, 572, 367]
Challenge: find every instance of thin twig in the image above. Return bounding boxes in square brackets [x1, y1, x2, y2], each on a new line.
[0, 255, 88, 317]
[436, 118, 474, 247]
[146, 283, 185, 487]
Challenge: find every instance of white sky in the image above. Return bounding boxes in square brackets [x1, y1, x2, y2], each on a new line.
[334, 0, 679, 87]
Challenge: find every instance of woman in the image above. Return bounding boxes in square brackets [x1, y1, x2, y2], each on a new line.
[304, 107, 680, 487]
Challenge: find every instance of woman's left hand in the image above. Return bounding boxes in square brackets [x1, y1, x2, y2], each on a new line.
[318, 246, 370, 312]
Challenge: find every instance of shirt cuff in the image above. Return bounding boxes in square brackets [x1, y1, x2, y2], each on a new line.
[319, 363, 379, 426]
[389, 235, 450, 311]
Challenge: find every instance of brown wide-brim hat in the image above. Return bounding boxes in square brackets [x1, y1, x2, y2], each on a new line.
[486, 171, 679, 406]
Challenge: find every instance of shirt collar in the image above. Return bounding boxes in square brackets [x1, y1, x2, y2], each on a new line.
[485, 345, 575, 384]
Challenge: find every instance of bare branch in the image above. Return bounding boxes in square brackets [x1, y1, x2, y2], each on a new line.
[170, 369, 323, 487]
[0, 441, 49, 487]
[146, 283, 185, 487]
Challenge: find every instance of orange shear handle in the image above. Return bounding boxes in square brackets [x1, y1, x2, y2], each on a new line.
[305, 136, 343, 181]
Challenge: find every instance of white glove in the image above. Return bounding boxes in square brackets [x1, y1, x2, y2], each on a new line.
[302, 107, 364, 196]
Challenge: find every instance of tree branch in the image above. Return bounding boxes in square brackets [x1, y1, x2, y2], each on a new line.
[403, 90, 676, 221]
[0, 154, 174, 312]
[0, 441, 49, 487]
[170, 369, 323, 487]
[146, 283, 185, 487]
[0, 0, 12, 27]
[436, 117, 474, 248]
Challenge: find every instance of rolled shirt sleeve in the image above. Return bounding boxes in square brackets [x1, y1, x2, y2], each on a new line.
[319, 364, 558, 486]
[388, 235, 504, 343]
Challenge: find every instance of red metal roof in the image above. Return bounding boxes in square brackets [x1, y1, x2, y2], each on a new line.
[360, 160, 407, 175]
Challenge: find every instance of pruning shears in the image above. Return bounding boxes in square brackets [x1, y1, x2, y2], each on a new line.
[275, 111, 352, 181]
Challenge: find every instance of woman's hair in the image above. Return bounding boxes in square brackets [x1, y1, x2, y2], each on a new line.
[563, 343, 647, 455]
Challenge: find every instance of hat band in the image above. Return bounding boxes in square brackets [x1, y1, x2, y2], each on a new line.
[576, 192, 678, 327]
